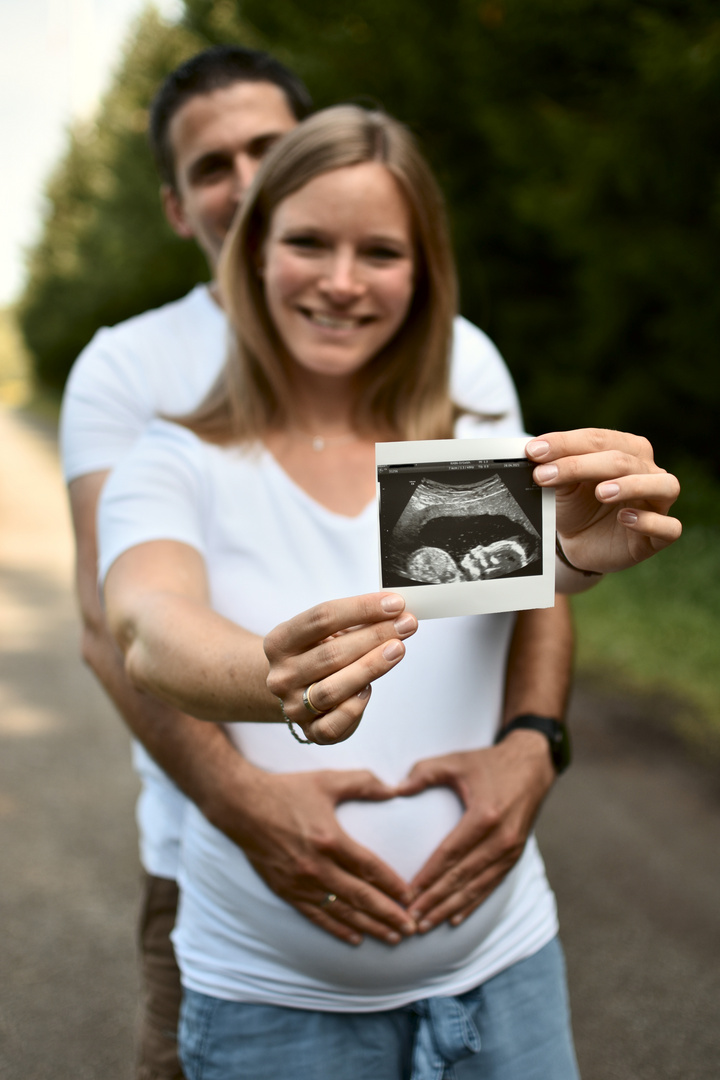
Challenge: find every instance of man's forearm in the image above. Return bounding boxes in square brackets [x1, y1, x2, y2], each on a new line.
[83, 614, 261, 834]
[502, 596, 574, 724]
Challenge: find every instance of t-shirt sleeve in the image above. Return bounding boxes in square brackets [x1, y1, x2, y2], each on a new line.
[60, 325, 155, 482]
[97, 421, 208, 584]
[450, 317, 526, 437]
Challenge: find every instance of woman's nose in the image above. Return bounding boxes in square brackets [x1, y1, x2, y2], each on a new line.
[319, 253, 365, 301]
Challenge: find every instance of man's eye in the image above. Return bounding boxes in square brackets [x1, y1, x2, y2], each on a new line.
[193, 159, 231, 183]
[249, 136, 280, 160]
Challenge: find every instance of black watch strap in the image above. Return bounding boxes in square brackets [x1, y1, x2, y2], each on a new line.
[494, 713, 571, 774]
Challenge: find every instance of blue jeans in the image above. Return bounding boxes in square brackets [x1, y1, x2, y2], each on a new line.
[179, 937, 580, 1080]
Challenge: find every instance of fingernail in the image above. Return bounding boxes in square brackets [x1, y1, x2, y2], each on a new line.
[534, 464, 558, 483]
[409, 908, 421, 922]
[450, 913, 464, 927]
[386, 931, 401, 945]
[418, 919, 432, 933]
[349, 933, 363, 946]
[401, 921, 416, 935]
[381, 594, 404, 613]
[618, 509, 638, 525]
[526, 439, 550, 459]
[598, 483, 620, 499]
[357, 685, 371, 700]
[393, 613, 416, 637]
[383, 640, 403, 661]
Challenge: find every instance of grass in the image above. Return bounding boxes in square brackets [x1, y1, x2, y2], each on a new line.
[572, 463, 720, 753]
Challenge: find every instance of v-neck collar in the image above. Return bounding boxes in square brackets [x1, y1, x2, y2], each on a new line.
[260, 445, 377, 526]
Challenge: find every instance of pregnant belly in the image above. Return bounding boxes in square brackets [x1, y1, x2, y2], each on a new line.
[335, 787, 465, 881]
[180, 790, 523, 997]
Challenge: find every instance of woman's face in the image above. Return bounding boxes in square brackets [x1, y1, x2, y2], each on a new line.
[260, 162, 415, 381]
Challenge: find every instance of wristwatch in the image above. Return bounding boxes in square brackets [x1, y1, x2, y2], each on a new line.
[494, 713, 571, 774]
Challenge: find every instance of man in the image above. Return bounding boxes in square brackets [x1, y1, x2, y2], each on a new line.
[61, 45, 575, 1080]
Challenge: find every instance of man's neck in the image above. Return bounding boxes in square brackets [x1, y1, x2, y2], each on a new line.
[207, 281, 224, 310]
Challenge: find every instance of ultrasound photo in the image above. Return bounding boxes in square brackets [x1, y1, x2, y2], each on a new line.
[378, 462, 543, 589]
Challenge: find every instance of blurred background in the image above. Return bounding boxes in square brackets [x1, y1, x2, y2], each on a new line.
[0, 2, 719, 1077]
[2, 0, 718, 749]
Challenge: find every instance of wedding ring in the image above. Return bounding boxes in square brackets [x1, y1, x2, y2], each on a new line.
[302, 683, 325, 718]
[320, 893, 338, 909]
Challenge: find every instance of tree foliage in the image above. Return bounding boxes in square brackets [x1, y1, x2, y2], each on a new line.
[19, 0, 720, 477]
[18, 9, 209, 390]
[184, 0, 720, 473]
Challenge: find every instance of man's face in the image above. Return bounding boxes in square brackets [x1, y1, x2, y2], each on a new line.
[162, 80, 298, 272]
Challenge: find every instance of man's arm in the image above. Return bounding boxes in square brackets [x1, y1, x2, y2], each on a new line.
[399, 596, 574, 932]
[69, 471, 416, 945]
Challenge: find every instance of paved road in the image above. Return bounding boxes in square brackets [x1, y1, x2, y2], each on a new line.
[1, 405, 718, 1080]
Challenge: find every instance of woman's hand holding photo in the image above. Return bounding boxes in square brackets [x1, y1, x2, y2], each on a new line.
[526, 428, 681, 586]
[265, 591, 418, 744]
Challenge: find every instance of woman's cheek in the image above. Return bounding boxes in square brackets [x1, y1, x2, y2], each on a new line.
[386, 267, 415, 322]
[267, 256, 314, 306]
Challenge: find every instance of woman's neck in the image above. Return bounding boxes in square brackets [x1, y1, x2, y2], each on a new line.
[282, 370, 359, 439]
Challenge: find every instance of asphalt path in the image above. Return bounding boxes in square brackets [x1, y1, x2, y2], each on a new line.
[1, 405, 718, 1080]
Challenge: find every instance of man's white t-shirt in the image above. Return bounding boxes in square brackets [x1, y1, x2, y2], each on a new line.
[61, 284, 226, 878]
[60, 284, 523, 881]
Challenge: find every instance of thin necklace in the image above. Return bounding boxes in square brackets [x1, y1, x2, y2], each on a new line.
[292, 430, 360, 452]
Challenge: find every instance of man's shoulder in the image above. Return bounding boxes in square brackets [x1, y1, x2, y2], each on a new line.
[64, 282, 225, 403]
[451, 315, 502, 363]
[60, 285, 226, 482]
[449, 315, 524, 433]
[450, 315, 514, 394]
[89, 284, 219, 352]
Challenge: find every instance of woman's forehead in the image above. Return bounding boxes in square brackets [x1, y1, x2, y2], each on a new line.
[269, 162, 412, 235]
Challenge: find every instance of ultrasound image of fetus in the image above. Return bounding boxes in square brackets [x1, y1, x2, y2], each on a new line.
[388, 474, 540, 586]
[460, 538, 532, 580]
[406, 547, 463, 583]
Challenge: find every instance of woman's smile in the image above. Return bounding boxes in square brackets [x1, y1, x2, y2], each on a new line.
[298, 308, 377, 331]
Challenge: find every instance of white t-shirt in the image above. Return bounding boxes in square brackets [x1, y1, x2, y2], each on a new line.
[61, 284, 523, 882]
[97, 408, 557, 1011]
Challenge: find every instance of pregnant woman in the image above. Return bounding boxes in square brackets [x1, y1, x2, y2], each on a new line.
[99, 106, 680, 1079]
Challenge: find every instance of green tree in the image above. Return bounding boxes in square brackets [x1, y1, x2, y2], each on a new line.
[184, 0, 720, 474]
[19, 8, 208, 391]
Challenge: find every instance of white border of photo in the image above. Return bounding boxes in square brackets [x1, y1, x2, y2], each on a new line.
[376, 437, 556, 620]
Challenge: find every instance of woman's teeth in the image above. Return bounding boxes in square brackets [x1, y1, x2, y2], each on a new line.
[307, 311, 365, 329]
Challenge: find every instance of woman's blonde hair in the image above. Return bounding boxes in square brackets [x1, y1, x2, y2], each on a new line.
[181, 105, 458, 443]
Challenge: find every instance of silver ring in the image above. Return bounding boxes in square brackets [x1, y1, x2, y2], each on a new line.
[302, 683, 325, 718]
[320, 892, 338, 909]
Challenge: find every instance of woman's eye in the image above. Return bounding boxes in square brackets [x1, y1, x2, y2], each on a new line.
[284, 235, 324, 251]
[366, 246, 405, 262]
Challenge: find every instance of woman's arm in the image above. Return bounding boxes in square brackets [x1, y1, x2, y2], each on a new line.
[104, 539, 418, 738]
[104, 539, 277, 722]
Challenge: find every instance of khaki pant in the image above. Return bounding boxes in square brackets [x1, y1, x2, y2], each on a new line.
[136, 873, 186, 1080]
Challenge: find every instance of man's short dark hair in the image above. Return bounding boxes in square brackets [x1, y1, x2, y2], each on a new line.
[149, 45, 313, 189]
